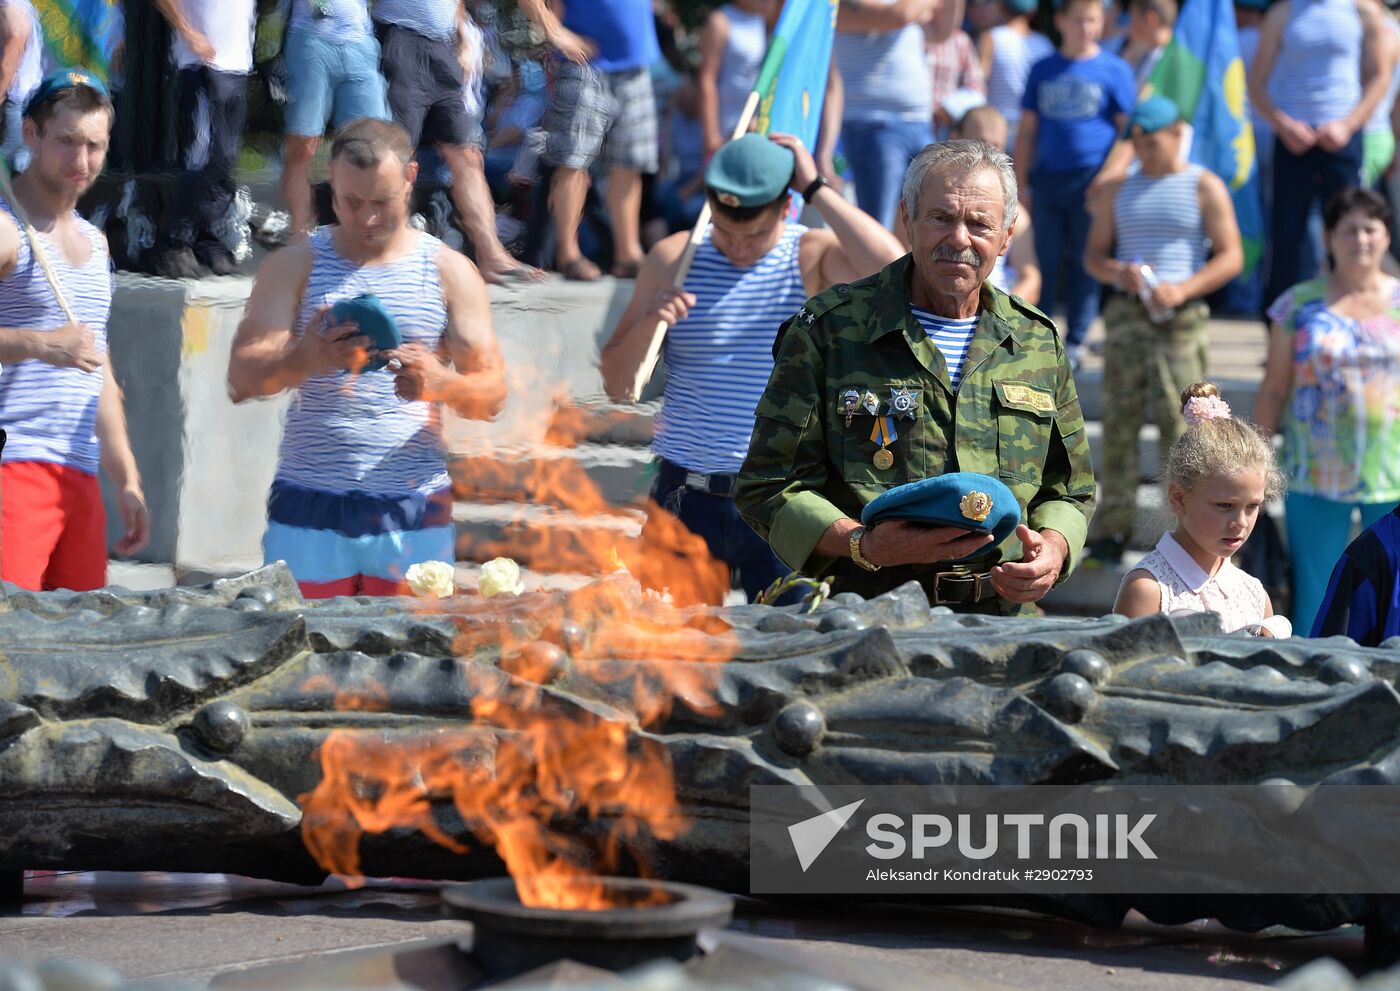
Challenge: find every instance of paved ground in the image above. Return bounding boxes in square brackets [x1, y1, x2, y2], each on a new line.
[0, 871, 1370, 990]
[1078, 314, 1271, 385]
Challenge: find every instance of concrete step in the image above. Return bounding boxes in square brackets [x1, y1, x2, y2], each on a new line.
[106, 561, 178, 591]
[1042, 484, 1173, 616]
[545, 400, 658, 448]
[1041, 549, 1150, 618]
[1085, 421, 1162, 479]
[107, 558, 275, 590]
[112, 556, 604, 597]
[1073, 366, 1262, 424]
[453, 500, 644, 574]
[449, 443, 654, 509]
[453, 561, 596, 594]
[1115, 482, 1174, 551]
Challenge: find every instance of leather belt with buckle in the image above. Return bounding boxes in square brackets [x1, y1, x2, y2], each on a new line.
[659, 459, 738, 497]
[931, 571, 996, 605]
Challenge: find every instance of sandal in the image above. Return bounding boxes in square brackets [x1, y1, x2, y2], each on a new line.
[611, 259, 641, 279]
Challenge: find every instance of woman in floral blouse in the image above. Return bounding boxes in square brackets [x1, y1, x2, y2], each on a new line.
[1255, 187, 1400, 634]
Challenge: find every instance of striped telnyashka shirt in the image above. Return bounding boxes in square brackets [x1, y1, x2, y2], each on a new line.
[910, 306, 978, 389]
[372, 0, 459, 41]
[1112, 165, 1207, 286]
[833, 15, 933, 121]
[1270, 0, 1362, 128]
[987, 26, 1055, 135]
[275, 228, 451, 497]
[0, 200, 112, 475]
[653, 222, 809, 476]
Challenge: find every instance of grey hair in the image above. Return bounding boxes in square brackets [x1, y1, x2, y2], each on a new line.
[900, 139, 1019, 230]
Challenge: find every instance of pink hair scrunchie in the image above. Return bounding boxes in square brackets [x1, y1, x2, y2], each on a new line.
[1182, 395, 1232, 426]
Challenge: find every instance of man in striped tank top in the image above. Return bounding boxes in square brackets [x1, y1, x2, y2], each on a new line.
[0, 70, 149, 591]
[599, 133, 904, 605]
[1082, 96, 1243, 565]
[228, 118, 507, 598]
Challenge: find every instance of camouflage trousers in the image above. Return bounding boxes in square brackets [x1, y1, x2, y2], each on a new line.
[1091, 294, 1209, 542]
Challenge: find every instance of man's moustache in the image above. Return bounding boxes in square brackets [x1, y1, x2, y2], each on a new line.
[931, 247, 982, 266]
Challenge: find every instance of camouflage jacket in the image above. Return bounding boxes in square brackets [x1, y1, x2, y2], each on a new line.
[735, 254, 1096, 615]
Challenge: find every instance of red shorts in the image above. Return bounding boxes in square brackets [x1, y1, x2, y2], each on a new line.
[1, 460, 107, 592]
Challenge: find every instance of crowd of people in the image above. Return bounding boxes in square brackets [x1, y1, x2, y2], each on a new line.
[3, 0, 1400, 648]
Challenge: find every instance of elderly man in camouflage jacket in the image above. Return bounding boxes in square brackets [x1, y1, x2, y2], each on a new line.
[736, 139, 1095, 615]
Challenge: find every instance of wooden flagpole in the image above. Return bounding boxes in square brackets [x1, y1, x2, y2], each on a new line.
[0, 158, 80, 326]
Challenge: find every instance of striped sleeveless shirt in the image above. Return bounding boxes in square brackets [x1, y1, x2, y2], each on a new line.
[1271, 0, 1362, 127]
[276, 228, 450, 496]
[717, 4, 768, 137]
[833, 17, 932, 121]
[1113, 165, 1207, 284]
[654, 223, 809, 475]
[372, 0, 459, 41]
[0, 201, 112, 475]
[987, 26, 1055, 134]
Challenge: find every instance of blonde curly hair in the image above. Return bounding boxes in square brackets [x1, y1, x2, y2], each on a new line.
[1167, 382, 1285, 498]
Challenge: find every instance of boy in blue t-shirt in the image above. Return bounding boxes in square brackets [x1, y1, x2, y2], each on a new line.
[1012, 0, 1135, 363]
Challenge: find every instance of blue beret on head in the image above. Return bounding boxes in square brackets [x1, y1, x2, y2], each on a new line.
[861, 473, 1021, 560]
[24, 67, 110, 118]
[705, 133, 795, 208]
[1005, 0, 1039, 12]
[1127, 94, 1182, 135]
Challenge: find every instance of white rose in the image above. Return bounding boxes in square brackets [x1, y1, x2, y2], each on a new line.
[405, 561, 456, 598]
[479, 557, 525, 597]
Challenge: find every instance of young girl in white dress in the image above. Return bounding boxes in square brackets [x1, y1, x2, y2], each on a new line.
[1114, 382, 1293, 637]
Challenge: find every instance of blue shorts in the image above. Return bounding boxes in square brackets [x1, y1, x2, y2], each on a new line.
[262, 479, 455, 598]
[283, 28, 390, 138]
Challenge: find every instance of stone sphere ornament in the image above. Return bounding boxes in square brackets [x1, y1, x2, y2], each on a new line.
[191, 701, 250, 754]
[1041, 673, 1096, 723]
[1319, 656, 1370, 685]
[773, 702, 826, 756]
[1059, 648, 1111, 686]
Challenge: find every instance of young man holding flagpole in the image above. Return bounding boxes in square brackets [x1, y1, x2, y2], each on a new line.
[597, 0, 881, 606]
[599, 133, 902, 605]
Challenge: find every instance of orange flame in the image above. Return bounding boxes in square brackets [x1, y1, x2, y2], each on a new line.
[299, 393, 746, 909]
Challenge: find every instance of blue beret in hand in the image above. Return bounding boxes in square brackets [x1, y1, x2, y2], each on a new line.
[861, 473, 1022, 558]
[331, 293, 402, 373]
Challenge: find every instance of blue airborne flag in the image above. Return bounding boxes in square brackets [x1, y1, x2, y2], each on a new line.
[753, 0, 840, 149]
[33, 0, 124, 83]
[1145, 0, 1264, 275]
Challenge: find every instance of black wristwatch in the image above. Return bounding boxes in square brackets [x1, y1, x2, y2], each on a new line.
[801, 175, 830, 205]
